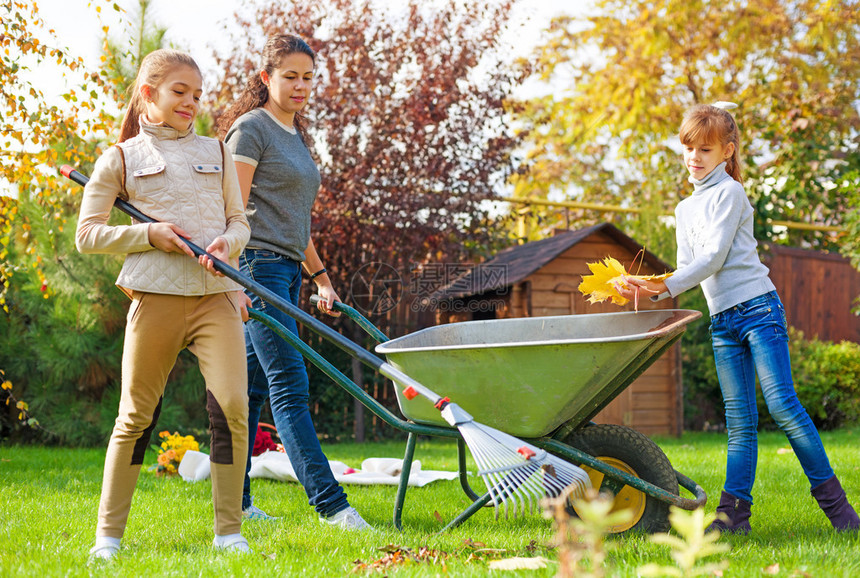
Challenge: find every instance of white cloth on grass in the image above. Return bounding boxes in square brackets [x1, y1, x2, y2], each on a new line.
[178, 449, 458, 487]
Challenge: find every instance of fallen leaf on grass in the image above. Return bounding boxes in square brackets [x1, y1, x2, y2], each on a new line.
[433, 510, 444, 523]
[353, 544, 448, 573]
[487, 556, 550, 570]
[765, 563, 780, 574]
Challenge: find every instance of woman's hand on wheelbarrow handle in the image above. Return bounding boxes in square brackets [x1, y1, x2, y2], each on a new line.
[310, 294, 348, 315]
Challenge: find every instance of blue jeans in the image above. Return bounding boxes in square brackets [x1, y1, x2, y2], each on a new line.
[240, 248, 348, 516]
[710, 291, 833, 503]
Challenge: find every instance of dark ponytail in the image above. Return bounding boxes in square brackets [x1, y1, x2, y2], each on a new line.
[216, 34, 315, 146]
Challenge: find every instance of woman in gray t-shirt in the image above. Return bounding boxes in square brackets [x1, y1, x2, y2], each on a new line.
[218, 34, 370, 531]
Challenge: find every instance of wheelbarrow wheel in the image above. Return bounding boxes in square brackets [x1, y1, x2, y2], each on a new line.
[555, 423, 678, 534]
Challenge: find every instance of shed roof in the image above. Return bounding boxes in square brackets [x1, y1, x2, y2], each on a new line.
[432, 223, 673, 300]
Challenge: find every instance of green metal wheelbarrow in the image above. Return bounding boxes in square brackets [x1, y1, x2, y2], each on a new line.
[61, 164, 705, 534]
[252, 300, 707, 535]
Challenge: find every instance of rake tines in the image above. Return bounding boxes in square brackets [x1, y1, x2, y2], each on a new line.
[443, 403, 590, 518]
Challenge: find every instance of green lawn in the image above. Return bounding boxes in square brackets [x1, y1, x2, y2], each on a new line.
[1, 430, 859, 577]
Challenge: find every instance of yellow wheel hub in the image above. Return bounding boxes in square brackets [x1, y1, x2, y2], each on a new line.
[573, 456, 646, 533]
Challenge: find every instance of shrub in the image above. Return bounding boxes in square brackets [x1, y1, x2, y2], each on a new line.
[758, 329, 860, 431]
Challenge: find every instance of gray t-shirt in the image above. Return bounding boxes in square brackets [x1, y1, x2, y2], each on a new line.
[663, 162, 775, 315]
[224, 108, 321, 262]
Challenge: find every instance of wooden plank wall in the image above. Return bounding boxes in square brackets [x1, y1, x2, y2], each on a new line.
[765, 246, 860, 343]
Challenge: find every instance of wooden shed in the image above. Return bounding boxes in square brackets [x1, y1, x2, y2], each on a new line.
[430, 223, 686, 436]
[764, 245, 860, 344]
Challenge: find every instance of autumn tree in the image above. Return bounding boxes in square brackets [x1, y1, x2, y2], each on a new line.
[1, 0, 120, 440]
[514, 0, 860, 257]
[0, 0, 211, 444]
[211, 0, 522, 327]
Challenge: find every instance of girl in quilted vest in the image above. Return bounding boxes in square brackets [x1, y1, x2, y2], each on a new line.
[76, 49, 252, 559]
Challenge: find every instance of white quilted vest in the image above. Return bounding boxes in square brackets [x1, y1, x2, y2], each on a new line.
[115, 125, 241, 295]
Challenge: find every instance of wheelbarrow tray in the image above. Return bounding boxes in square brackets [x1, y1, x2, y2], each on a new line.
[376, 309, 701, 438]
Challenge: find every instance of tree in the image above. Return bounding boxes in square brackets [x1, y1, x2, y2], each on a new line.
[101, 0, 168, 101]
[0, 0, 212, 444]
[1, 0, 122, 441]
[1, 0, 119, 307]
[514, 0, 860, 259]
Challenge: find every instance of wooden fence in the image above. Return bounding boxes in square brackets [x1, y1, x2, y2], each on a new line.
[765, 245, 860, 343]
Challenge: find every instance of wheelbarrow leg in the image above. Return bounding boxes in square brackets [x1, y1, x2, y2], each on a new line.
[439, 492, 493, 533]
[457, 438, 482, 501]
[393, 432, 418, 531]
[599, 476, 625, 497]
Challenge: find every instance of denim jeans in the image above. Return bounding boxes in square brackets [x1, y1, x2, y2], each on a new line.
[240, 248, 348, 516]
[710, 290, 833, 503]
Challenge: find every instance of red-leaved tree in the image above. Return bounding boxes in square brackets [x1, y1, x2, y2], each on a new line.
[211, 0, 521, 330]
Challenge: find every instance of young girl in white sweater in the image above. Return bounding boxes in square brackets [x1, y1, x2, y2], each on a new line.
[620, 103, 858, 534]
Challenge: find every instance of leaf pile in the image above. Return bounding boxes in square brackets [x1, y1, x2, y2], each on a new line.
[352, 544, 448, 574]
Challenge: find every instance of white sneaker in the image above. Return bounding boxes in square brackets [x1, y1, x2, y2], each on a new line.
[242, 503, 279, 521]
[88, 537, 120, 562]
[320, 506, 372, 531]
[212, 533, 252, 553]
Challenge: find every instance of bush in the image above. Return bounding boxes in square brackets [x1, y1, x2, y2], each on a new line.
[0, 196, 215, 446]
[758, 329, 860, 431]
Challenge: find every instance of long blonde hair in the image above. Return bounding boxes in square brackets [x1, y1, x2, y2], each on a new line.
[118, 49, 201, 143]
[679, 104, 743, 184]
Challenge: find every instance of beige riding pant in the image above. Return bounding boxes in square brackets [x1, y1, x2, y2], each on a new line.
[96, 291, 248, 538]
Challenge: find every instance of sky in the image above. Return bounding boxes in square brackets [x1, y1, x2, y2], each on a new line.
[32, 0, 587, 99]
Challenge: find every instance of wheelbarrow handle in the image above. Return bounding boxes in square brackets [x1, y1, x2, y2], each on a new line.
[60, 165, 439, 404]
[309, 295, 389, 343]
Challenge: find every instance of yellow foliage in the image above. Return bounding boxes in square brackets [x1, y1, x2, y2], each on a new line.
[578, 256, 672, 306]
[1, 0, 118, 307]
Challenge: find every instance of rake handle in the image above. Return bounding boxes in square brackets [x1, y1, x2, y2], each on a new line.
[60, 165, 445, 406]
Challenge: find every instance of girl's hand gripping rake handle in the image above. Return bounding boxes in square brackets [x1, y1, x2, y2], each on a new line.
[60, 165, 447, 410]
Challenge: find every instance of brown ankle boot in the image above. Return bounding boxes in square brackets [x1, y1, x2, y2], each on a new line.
[706, 490, 751, 534]
[811, 475, 860, 531]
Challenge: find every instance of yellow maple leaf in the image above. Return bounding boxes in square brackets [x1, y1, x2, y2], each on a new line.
[578, 256, 673, 307]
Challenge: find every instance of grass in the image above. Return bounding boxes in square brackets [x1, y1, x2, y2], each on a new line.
[1, 430, 859, 577]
